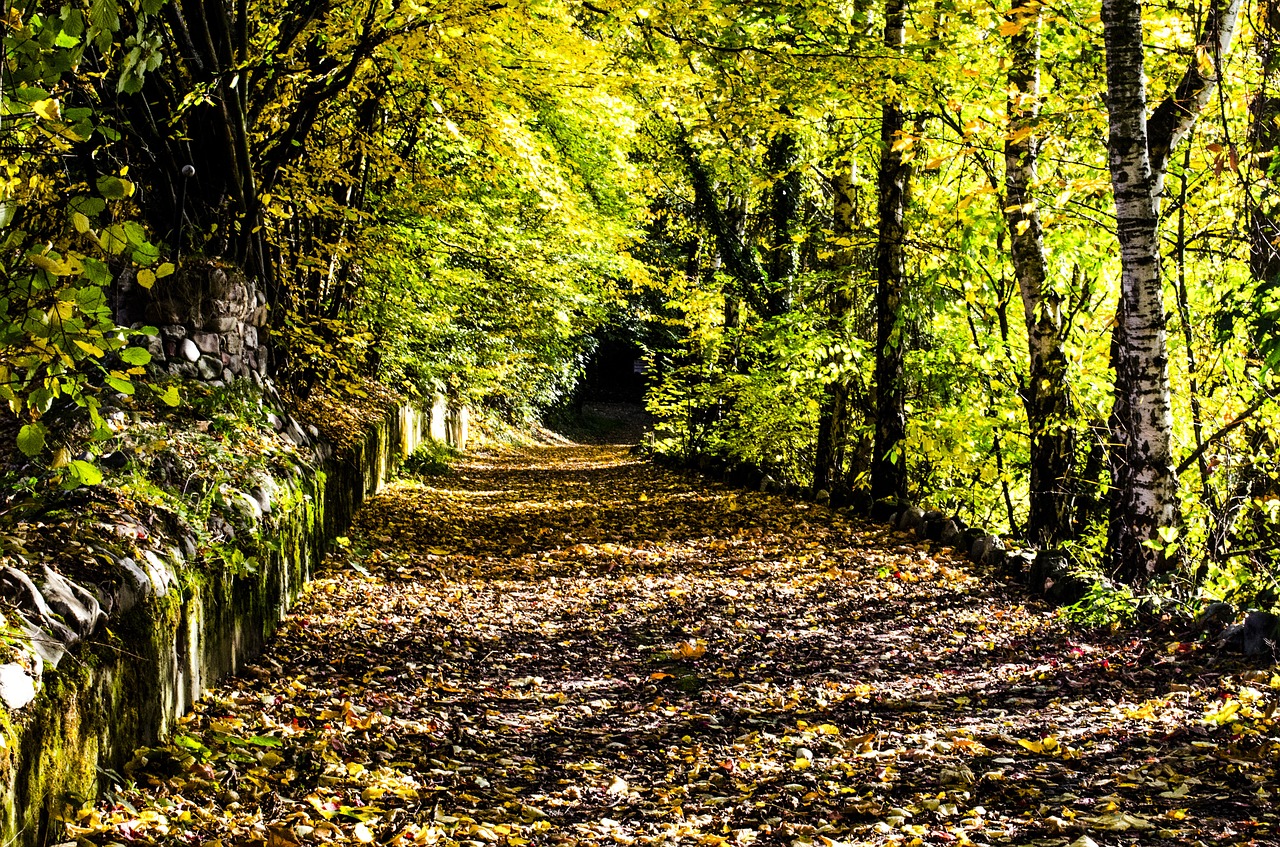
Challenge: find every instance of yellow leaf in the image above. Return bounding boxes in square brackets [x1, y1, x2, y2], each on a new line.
[74, 339, 105, 357]
[354, 822, 375, 843]
[1017, 738, 1044, 754]
[137, 268, 157, 289]
[156, 262, 176, 278]
[51, 447, 71, 469]
[32, 98, 60, 121]
[28, 253, 68, 276]
[72, 212, 90, 233]
[998, 20, 1023, 36]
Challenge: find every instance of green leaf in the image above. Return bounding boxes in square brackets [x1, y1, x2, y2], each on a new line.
[104, 375, 135, 395]
[66, 459, 103, 487]
[155, 384, 181, 407]
[120, 346, 151, 366]
[16, 423, 47, 457]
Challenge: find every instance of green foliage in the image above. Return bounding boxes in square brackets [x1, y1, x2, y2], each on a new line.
[0, 0, 171, 482]
[1060, 582, 1140, 628]
[402, 440, 461, 478]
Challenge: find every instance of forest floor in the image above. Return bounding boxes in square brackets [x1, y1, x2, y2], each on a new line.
[73, 441, 1278, 847]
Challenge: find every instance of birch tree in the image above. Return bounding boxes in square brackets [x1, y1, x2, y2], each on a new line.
[1101, 0, 1243, 582]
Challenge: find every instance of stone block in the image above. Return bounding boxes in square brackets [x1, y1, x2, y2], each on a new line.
[192, 331, 221, 355]
[197, 355, 222, 381]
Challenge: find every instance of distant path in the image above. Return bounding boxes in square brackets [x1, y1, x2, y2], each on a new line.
[78, 445, 1272, 846]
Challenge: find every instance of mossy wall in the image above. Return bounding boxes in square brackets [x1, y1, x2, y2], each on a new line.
[0, 401, 437, 846]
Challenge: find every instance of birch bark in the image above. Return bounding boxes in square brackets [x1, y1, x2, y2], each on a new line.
[1101, 0, 1242, 582]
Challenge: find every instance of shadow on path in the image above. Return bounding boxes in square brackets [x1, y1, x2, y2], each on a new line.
[78, 445, 1277, 847]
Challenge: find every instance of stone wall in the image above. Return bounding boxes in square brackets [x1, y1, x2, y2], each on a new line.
[0, 398, 443, 846]
[121, 259, 270, 386]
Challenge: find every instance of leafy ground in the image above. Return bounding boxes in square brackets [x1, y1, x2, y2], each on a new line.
[72, 444, 1278, 847]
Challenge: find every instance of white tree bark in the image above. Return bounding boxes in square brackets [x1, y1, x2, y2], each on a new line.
[1101, 0, 1242, 583]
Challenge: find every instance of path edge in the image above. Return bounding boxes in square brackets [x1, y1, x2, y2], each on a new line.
[0, 399, 441, 846]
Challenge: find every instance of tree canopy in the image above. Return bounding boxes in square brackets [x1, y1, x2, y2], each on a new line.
[5, 0, 1280, 605]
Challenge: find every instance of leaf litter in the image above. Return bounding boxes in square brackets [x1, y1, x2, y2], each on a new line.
[71, 445, 1280, 846]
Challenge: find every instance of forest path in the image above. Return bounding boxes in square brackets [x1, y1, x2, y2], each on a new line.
[78, 445, 1274, 846]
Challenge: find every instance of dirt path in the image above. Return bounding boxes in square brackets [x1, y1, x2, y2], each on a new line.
[75, 446, 1276, 846]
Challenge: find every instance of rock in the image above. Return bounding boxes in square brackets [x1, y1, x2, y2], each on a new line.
[142, 551, 176, 595]
[759, 474, 776, 493]
[921, 514, 945, 541]
[38, 565, 106, 639]
[250, 305, 269, 327]
[0, 568, 77, 647]
[180, 338, 201, 363]
[196, 355, 222, 381]
[939, 519, 961, 546]
[100, 450, 130, 470]
[243, 326, 258, 348]
[1029, 551, 1090, 604]
[0, 663, 37, 710]
[143, 335, 165, 363]
[225, 334, 244, 357]
[1003, 549, 1035, 579]
[208, 316, 237, 333]
[1220, 611, 1280, 657]
[814, 489, 831, 505]
[19, 615, 67, 669]
[266, 412, 284, 432]
[159, 325, 187, 342]
[870, 498, 898, 521]
[922, 509, 945, 524]
[1196, 602, 1235, 636]
[230, 490, 263, 525]
[971, 534, 1004, 565]
[113, 557, 151, 616]
[255, 347, 269, 373]
[899, 506, 925, 533]
[961, 527, 986, 552]
[192, 331, 221, 356]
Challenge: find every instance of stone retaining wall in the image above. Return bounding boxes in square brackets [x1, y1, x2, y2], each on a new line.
[0, 398, 456, 846]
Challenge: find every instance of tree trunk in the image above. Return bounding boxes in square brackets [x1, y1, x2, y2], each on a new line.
[815, 168, 859, 493]
[765, 130, 801, 316]
[1004, 0, 1076, 547]
[871, 0, 910, 502]
[1101, 0, 1242, 583]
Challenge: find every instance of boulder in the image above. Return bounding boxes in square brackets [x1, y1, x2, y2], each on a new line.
[870, 498, 899, 521]
[0, 568, 78, 648]
[939, 519, 961, 546]
[180, 338, 201, 363]
[38, 565, 106, 639]
[899, 506, 925, 533]
[970, 534, 1004, 565]
[0, 664, 37, 710]
[1219, 611, 1280, 657]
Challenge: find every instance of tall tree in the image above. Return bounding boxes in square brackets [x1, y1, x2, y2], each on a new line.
[814, 167, 861, 494]
[871, 0, 910, 502]
[1101, 0, 1242, 582]
[1003, 0, 1076, 546]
